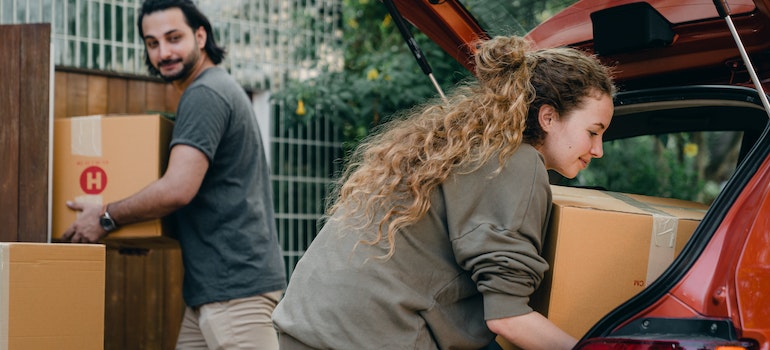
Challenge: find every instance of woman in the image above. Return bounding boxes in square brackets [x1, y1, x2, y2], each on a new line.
[273, 35, 615, 349]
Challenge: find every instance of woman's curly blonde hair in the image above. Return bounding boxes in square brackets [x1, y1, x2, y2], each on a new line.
[327, 36, 615, 259]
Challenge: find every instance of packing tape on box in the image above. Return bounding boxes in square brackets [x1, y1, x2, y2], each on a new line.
[71, 116, 103, 157]
[605, 192, 678, 284]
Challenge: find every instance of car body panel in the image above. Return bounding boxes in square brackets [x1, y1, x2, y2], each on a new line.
[389, 0, 486, 71]
[393, 0, 770, 91]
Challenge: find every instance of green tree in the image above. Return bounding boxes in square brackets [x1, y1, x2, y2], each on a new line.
[273, 0, 471, 145]
[273, 0, 583, 147]
[462, 0, 576, 37]
[558, 131, 740, 204]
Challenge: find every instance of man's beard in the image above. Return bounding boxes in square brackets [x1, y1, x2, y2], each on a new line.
[157, 47, 201, 82]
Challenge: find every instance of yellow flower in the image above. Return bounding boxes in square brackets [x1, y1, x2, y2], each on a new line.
[296, 99, 306, 116]
[359, 0, 369, 4]
[683, 142, 698, 157]
[367, 68, 379, 81]
[382, 14, 392, 27]
[348, 19, 359, 29]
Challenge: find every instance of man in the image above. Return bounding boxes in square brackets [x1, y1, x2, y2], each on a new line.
[62, 1, 286, 348]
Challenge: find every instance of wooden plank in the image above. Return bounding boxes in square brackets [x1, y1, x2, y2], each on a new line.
[0, 25, 21, 242]
[145, 81, 167, 114]
[54, 71, 68, 118]
[104, 248, 126, 350]
[66, 72, 88, 117]
[18, 23, 51, 243]
[124, 252, 147, 349]
[144, 249, 163, 350]
[163, 247, 184, 349]
[87, 74, 109, 115]
[165, 84, 180, 114]
[107, 77, 128, 114]
[127, 80, 147, 114]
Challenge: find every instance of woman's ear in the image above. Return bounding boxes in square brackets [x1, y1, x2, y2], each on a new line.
[538, 105, 558, 132]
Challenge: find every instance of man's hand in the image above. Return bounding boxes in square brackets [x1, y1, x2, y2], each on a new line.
[61, 201, 108, 243]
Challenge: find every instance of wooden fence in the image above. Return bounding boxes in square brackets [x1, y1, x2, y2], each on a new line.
[2, 23, 185, 349]
[0, 23, 50, 243]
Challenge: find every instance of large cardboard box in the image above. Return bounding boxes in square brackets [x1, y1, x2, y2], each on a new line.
[498, 185, 708, 348]
[0, 243, 105, 350]
[52, 114, 176, 247]
[540, 186, 707, 336]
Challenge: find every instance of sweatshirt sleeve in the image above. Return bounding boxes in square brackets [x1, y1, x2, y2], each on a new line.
[443, 145, 552, 320]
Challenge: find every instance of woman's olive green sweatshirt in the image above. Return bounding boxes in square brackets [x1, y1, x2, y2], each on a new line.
[273, 143, 552, 349]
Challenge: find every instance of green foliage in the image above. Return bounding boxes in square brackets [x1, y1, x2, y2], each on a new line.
[462, 0, 576, 37]
[272, 0, 471, 145]
[559, 133, 732, 204]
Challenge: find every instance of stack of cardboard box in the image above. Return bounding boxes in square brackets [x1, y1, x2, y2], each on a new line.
[8, 114, 176, 350]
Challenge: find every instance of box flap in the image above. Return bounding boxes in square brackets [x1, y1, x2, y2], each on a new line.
[551, 185, 708, 220]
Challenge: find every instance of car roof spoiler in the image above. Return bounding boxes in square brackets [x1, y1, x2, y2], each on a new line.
[590, 2, 677, 56]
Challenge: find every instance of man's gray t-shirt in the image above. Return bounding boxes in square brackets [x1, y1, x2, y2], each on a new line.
[170, 67, 286, 307]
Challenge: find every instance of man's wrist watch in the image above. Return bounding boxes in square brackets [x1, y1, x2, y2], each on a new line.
[99, 206, 119, 233]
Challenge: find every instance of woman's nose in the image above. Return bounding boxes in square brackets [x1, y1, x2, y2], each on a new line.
[591, 137, 604, 158]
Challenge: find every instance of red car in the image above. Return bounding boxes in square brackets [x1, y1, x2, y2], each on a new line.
[390, 0, 770, 349]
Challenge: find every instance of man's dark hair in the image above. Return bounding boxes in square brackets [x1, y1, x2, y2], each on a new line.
[137, 0, 226, 76]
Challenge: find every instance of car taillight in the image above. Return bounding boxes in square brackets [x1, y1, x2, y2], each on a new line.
[575, 338, 758, 350]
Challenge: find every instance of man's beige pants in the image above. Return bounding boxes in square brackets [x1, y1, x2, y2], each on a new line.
[175, 291, 283, 350]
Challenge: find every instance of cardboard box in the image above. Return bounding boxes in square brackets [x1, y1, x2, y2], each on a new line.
[498, 185, 708, 348]
[0, 243, 105, 350]
[52, 114, 176, 247]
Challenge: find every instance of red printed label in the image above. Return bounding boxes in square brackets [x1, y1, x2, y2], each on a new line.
[80, 166, 108, 194]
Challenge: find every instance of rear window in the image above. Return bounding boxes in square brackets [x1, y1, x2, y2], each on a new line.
[557, 130, 743, 205]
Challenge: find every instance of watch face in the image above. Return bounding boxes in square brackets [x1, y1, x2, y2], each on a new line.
[100, 215, 116, 232]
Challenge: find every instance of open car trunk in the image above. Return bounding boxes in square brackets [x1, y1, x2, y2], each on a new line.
[386, 0, 770, 348]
